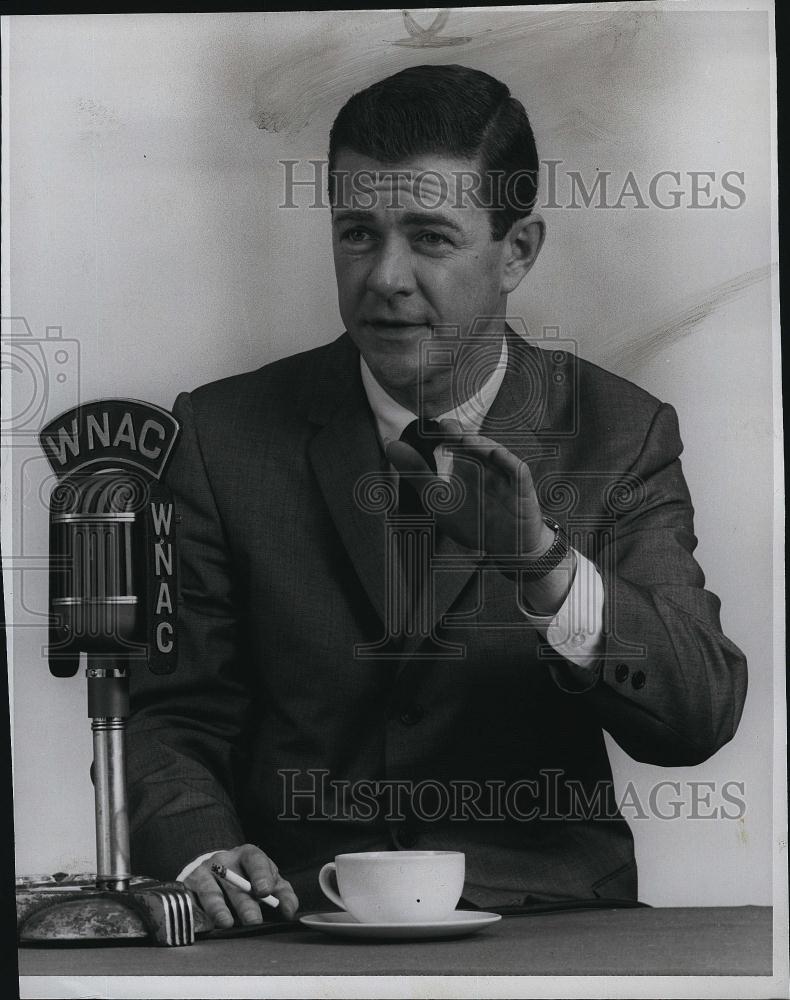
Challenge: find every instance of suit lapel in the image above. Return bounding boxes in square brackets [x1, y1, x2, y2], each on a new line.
[307, 337, 391, 627]
[482, 331, 562, 479]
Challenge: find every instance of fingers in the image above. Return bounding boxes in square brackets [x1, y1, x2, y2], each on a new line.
[271, 874, 300, 921]
[238, 844, 300, 921]
[385, 429, 506, 484]
[186, 845, 300, 929]
[223, 882, 266, 926]
[386, 427, 538, 530]
[442, 430, 536, 493]
[442, 429, 516, 470]
[439, 417, 463, 438]
[238, 843, 279, 896]
[387, 425, 515, 478]
[186, 863, 236, 929]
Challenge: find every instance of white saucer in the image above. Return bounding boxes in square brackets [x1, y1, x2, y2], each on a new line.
[299, 909, 501, 940]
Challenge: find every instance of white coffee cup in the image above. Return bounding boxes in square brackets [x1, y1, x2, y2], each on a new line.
[318, 850, 465, 923]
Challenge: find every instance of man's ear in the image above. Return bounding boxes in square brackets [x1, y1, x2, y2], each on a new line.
[500, 214, 546, 294]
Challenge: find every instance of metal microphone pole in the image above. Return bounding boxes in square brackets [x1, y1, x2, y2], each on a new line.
[89, 659, 132, 891]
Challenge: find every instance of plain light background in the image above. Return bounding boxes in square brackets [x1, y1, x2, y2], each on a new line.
[2, 8, 780, 908]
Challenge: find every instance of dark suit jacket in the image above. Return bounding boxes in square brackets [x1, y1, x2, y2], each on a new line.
[127, 332, 747, 910]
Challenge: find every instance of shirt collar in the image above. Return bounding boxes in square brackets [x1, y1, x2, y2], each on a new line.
[360, 336, 509, 446]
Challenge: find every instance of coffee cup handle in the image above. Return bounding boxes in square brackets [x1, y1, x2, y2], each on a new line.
[318, 862, 346, 911]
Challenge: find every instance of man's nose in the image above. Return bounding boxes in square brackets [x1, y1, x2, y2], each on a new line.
[365, 238, 416, 298]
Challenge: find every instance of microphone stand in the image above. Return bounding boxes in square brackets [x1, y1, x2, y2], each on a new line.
[88, 659, 132, 891]
[15, 400, 211, 946]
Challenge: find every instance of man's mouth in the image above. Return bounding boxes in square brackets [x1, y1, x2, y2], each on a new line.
[366, 318, 428, 329]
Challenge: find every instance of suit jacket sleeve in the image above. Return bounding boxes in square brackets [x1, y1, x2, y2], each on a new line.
[126, 391, 248, 880]
[555, 401, 748, 766]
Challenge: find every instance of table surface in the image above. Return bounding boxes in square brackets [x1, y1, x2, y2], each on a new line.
[18, 905, 772, 978]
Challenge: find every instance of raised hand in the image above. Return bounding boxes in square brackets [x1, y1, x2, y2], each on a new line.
[385, 421, 553, 567]
[385, 420, 573, 615]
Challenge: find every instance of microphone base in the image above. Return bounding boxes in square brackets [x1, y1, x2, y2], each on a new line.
[16, 873, 212, 946]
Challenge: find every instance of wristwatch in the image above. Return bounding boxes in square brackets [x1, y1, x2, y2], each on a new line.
[517, 516, 570, 581]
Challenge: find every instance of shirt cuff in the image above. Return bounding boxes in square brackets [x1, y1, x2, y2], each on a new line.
[177, 849, 227, 883]
[519, 550, 605, 673]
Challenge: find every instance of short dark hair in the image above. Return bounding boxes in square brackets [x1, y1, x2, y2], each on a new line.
[328, 64, 539, 240]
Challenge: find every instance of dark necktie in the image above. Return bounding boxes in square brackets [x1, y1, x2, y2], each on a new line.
[398, 418, 442, 516]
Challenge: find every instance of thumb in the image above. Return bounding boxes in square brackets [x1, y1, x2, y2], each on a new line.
[438, 417, 464, 439]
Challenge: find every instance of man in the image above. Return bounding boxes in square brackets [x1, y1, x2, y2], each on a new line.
[127, 64, 747, 928]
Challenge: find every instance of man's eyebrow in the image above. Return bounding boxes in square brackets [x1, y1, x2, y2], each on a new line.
[332, 210, 376, 225]
[400, 211, 464, 234]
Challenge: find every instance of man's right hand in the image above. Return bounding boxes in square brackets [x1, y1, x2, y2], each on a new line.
[184, 844, 300, 928]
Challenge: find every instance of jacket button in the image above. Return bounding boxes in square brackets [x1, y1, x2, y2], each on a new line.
[399, 704, 424, 725]
[614, 663, 629, 683]
[631, 670, 646, 690]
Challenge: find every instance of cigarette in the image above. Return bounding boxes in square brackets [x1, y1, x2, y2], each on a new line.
[211, 862, 279, 909]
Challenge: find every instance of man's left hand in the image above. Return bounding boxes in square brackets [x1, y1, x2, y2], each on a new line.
[385, 421, 573, 616]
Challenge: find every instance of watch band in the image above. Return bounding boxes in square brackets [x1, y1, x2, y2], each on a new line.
[516, 516, 570, 581]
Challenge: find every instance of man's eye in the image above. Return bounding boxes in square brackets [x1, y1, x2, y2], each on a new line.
[341, 227, 374, 243]
[417, 231, 450, 246]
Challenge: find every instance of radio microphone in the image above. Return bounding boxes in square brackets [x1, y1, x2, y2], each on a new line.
[47, 469, 146, 680]
[16, 399, 211, 946]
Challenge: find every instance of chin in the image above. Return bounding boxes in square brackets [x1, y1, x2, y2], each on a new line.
[370, 360, 420, 393]
[374, 367, 448, 415]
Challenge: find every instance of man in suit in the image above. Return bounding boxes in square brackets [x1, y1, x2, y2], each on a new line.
[127, 64, 747, 928]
